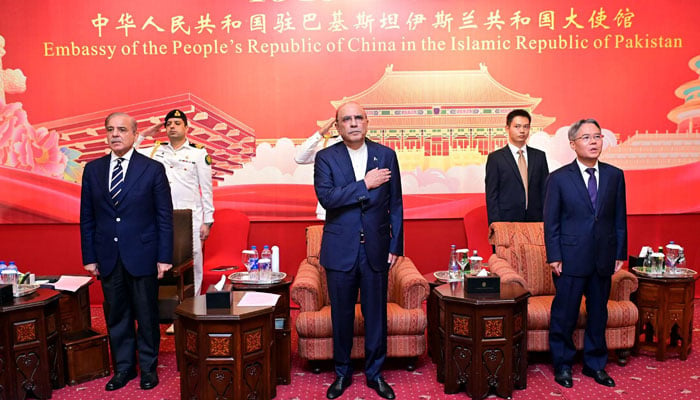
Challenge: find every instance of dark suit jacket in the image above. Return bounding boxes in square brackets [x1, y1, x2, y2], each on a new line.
[543, 160, 627, 277]
[314, 139, 403, 272]
[485, 145, 549, 225]
[80, 151, 173, 277]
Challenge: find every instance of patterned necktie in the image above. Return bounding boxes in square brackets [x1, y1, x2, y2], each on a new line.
[517, 150, 528, 208]
[110, 158, 124, 206]
[586, 167, 597, 212]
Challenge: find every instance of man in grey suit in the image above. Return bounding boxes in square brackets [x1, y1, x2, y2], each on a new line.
[485, 109, 549, 225]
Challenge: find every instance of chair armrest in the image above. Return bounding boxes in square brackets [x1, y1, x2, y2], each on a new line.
[389, 256, 429, 309]
[171, 259, 194, 277]
[610, 269, 638, 301]
[487, 254, 529, 291]
[291, 260, 324, 312]
[161, 259, 194, 300]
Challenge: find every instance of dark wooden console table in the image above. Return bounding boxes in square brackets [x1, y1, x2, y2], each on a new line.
[633, 271, 698, 361]
[435, 281, 529, 399]
[0, 288, 63, 399]
[175, 292, 277, 399]
[230, 276, 292, 386]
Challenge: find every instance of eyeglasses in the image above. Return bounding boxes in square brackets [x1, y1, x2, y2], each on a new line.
[573, 134, 602, 144]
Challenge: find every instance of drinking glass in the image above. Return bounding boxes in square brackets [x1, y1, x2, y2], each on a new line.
[241, 250, 255, 271]
[470, 256, 483, 275]
[651, 253, 664, 275]
[665, 244, 681, 274]
[456, 249, 469, 275]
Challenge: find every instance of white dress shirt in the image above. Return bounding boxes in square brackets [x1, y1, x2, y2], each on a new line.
[576, 159, 599, 191]
[346, 142, 368, 182]
[507, 142, 528, 164]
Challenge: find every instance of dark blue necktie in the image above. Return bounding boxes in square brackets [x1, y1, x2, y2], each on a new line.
[110, 158, 124, 206]
[586, 167, 597, 211]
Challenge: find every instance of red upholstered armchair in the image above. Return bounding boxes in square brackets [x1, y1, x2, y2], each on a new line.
[462, 205, 493, 259]
[291, 225, 429, 372]
[487, 222, 639, 365]
[202, 208, 250, 290]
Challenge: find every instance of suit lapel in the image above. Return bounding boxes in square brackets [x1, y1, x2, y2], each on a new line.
[502, 146, 524, 186]
[332, 142, 356, 185]
[120, 151, 148, 202]
[525, 146, 538, 184]
[596, 163, 610, 216]
[96, 155, 114, 205]
[567, 160, 595, 214]
[366, 140, 379, 172]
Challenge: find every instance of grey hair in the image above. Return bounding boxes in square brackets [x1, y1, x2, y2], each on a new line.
[105, 112, 137, 132]
[568, 119, 600, 141]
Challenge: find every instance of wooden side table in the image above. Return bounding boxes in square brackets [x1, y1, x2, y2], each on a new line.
[633, 271, 698, 361]
[422, 272, 442, 366]
[175, 293, 276, 400]
[37, 276, 93, 334]
[0, 289, 63, 399]
[230, 276, 293, 386]
[435, 281, 529, 399]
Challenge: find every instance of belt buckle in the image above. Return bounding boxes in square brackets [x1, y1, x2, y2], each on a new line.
[360, 232, 365, 244]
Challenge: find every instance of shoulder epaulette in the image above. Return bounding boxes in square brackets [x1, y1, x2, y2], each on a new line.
[189, 142, 205, 149]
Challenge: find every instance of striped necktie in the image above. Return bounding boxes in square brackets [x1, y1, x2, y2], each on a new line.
[110, 158, 125, 206]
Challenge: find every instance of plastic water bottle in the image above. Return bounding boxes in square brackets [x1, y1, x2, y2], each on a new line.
[0, 261, 7, 284]
[259, 245, 272, 282]
[448, 245, 460, 281]
[4, 261, 19, 290]
[643, 249, 653, 272]
[249, 246, 259, 281]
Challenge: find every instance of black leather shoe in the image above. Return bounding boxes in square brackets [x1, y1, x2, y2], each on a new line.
[140, 371, 159, 390]
[554, 367, 573, 388]
[105, 370, 137, 391]
[326, 376, 352, 399]
[367, 377, 395, 399]
[582, 366, 615, 387]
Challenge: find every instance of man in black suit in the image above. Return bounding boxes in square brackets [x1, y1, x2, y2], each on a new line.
[80, 112, 173, 391]
[544, 119, 627, 389]
[485, 109, 549, 225]
[314, 102, 403, 400]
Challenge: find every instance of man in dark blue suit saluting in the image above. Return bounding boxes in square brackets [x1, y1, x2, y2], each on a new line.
[80, 112, 173, 392]
[314, 102, 403, 400]
[544, 119, 627, 389]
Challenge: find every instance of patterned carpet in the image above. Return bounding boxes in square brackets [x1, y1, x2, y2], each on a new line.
[50, 300, 700, 400]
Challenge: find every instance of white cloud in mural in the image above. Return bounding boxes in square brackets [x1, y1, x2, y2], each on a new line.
[222, 128, 618, 193]
[221, 138, 313, 185]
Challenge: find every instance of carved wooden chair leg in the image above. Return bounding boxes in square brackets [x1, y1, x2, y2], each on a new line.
[615, 348, 631, 366]
[309, 360, 323, 374]
[405, 357, 417, 371]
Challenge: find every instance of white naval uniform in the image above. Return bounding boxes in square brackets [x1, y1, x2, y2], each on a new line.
[136, 137, 214, 295]
[294, 131, 342, 220]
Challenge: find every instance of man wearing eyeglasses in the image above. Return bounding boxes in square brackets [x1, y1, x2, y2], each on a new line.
[485, 109, 549, 225]
[544, 119, 627, 389]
